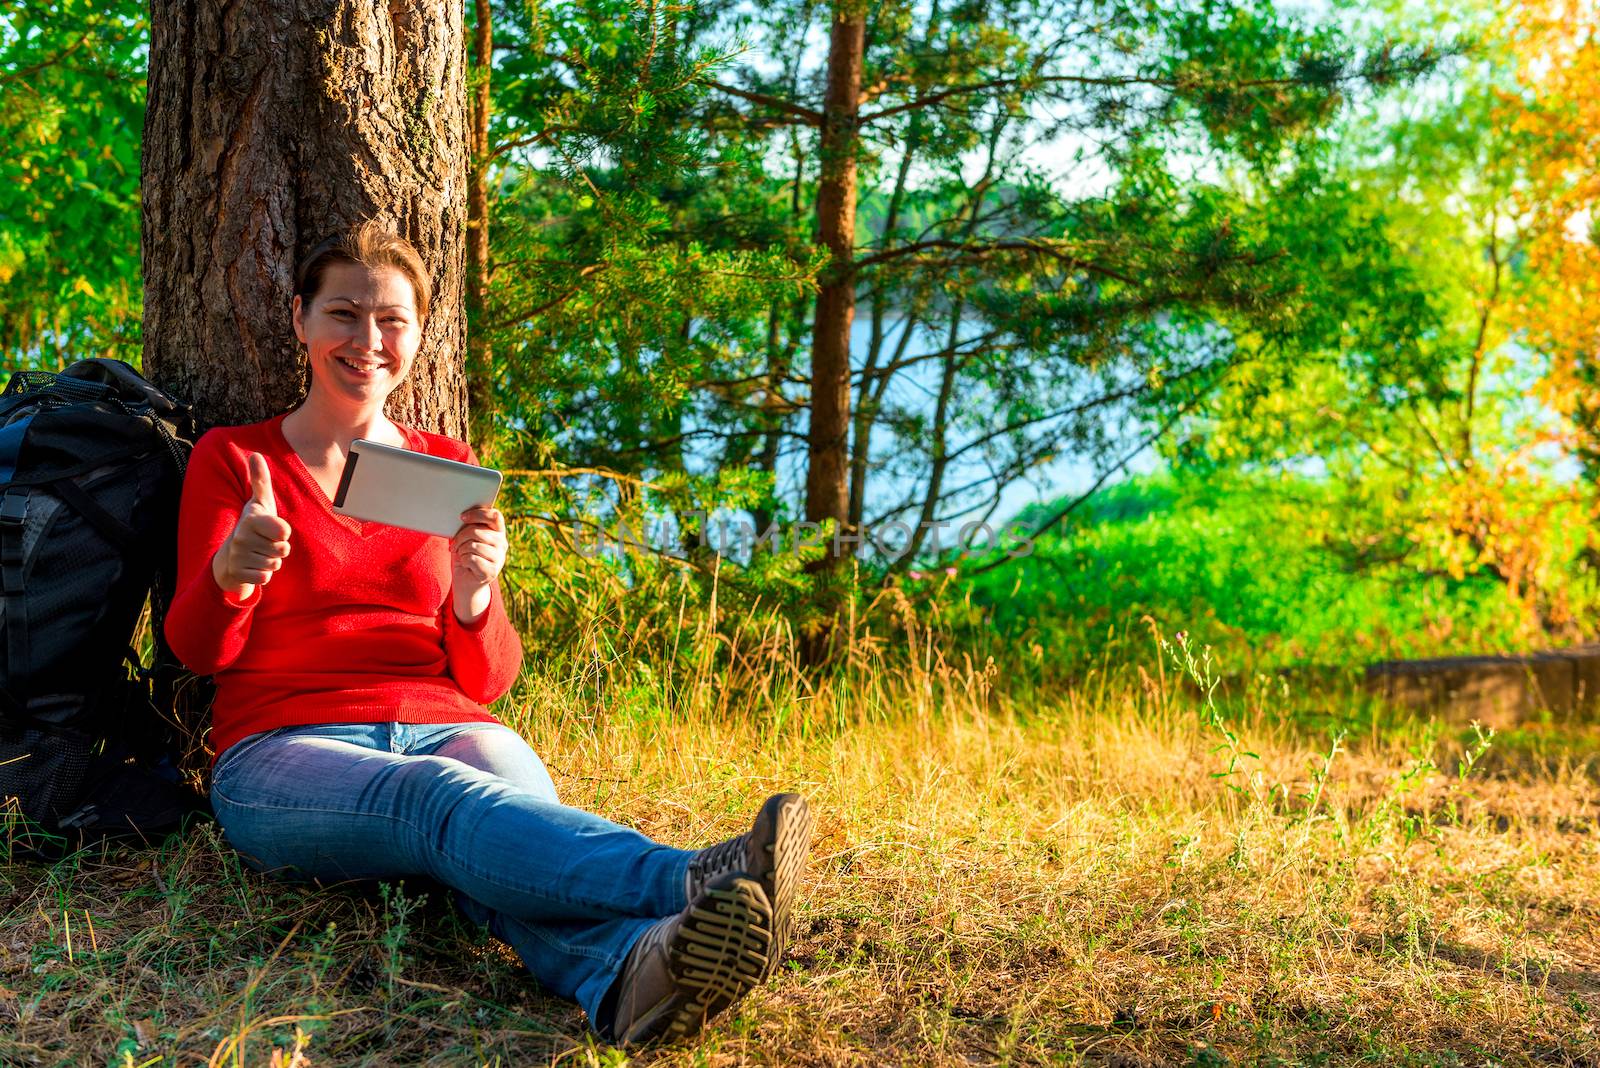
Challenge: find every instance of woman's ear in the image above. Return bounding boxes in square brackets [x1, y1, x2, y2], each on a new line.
[292, 294, 306, 344]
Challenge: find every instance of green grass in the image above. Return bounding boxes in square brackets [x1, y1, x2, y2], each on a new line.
[968, 472, 1555, 674]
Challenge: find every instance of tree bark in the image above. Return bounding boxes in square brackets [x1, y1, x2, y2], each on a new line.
[465, 0, 493, 450]
[798, 4, 865, 665]
[142, 0, 469, 436]
[803, 5, 865, 562]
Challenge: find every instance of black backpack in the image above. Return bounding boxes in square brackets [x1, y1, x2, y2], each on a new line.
[0, 358, 207, 855]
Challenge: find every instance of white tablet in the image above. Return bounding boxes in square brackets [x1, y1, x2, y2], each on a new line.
[332, 438, 503, 538]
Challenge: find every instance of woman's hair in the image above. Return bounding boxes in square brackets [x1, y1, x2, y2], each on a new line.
[293, 220, 432, 320]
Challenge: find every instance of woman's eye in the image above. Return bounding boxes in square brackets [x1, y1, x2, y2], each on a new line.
[330, 310, 355, 319]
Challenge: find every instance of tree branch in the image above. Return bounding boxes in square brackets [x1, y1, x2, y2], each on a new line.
[853, 238, 1136, 284]
[959, 372, 1229, 579]
[489, 127, 582, 159]
[0, 27, 96, 86]
[857, 57, 1440, 126]
[488, 264, 605, 328]
[699, 80, 824, 126]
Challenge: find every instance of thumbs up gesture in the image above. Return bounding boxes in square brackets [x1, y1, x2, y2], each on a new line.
[212, 452, 293, 598]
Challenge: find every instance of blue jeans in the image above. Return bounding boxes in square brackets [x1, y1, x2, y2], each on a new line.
[208, 721, 694, 1025]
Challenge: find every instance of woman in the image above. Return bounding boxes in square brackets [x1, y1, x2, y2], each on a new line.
[164, 221, 812, 1045]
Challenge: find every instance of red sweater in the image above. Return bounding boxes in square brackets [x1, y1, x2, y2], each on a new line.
[164, 414, 523, 764]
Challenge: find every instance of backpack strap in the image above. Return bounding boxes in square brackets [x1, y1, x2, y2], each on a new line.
[0, 487, 29, 692]
[49, 476, 136, 550]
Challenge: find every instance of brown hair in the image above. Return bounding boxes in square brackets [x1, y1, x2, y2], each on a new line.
[293, 220, 432, 320]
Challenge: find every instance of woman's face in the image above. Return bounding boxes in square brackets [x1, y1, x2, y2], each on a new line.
[292, 262, 422, 410]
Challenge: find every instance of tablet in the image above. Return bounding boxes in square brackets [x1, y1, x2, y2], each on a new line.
[332, 438, 503, 537]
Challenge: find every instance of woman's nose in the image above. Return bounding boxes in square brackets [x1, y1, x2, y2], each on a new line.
[356, 316, 383, 351]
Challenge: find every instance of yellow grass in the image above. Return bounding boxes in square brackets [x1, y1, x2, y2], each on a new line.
[2, 636, 1598, 1065]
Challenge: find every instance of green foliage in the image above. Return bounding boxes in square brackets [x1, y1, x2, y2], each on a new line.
[479, 0, 820, 569]
[478, 0, 1451, 604]
[7, 0, 1555, 669]
[1181, 80, 1527, 467]
[0, 0, 145, 368]
[1155, 0, 1445, 167]
[1161, 35, 1596, 637]
[967, 471, 1576, 673]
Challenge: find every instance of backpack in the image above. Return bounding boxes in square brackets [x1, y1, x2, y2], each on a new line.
[0, 358, 207, 855]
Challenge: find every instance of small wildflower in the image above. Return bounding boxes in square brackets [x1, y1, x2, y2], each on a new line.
[908, 570, 926, 580]
[944, 566, 958, 577]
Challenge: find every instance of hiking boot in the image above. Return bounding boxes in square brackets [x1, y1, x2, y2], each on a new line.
[602, 871, 773, 1045]
[685, 793, 812, 979]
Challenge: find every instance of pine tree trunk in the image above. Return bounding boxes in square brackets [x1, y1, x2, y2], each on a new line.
[804, 5, 865, 561]
[799, 5, 865, 665]
[141, 0, 469, 437]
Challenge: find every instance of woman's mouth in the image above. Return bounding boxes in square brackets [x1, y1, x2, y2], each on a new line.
[337, 357, 384, 377]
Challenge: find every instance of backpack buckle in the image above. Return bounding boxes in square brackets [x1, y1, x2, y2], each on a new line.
[56, 802, 99, 829]
[0, 490, 26, 527]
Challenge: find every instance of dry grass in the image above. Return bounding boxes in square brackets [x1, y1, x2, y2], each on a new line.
[3, 636, 1599, 1066]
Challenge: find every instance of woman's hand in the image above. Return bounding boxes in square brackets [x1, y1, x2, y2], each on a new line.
[212, 452, 293, 599]
[451, 505, 508, 625]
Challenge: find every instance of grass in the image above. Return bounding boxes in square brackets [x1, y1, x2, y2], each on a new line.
[3, 631, 1600, 1066]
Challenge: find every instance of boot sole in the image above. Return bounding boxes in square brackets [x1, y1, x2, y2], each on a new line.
[755, 793, 812, 980]
[624, 875, 773, 1044]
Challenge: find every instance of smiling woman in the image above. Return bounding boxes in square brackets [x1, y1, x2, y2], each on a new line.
[291, 226, 428, 419]
[161, 220, 814, 1046]
[279, 227, 429, 502]
[296, 265, 420, 387]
